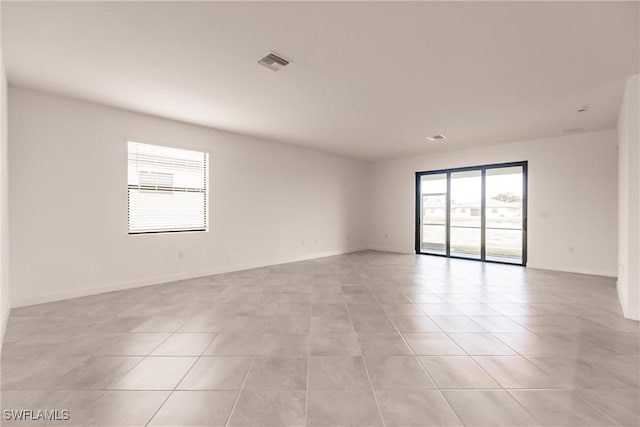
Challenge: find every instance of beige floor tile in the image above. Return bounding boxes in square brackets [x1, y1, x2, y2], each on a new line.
[381, 304, 424, 315]
[356, 333, 413, 355]
[417, 304, 464, 316]
[259, 334, 309, 356]
[203, 333, 264, 355]
[264, 316, 310, 334]
[150, 333, 216, 356]
[307, 390, 382, 426]
[244, 357, 307, 390]
[85, 390, 170, 426]
[111, 357, 197, 390]
[467, 316, 528, 332]
[443, 390, 538, 427]
[403, 333, 466, 355]
[376, 390, 462, 426]
[508, 389, 619, 426]
[350, 312, 397, 332]
[228, 390, 306, 427]
[2, 356, 87, 390]
[492, 331, 585, 356]
[389, 315, 442, 332]
[311, 303, 349, 317]
[365, 355, 435, 390]
[309, 334, 361, 355]
[448, 333, 517, 355]
[420, 356, 499, 389]
[98, 333, 170, 356]
[473, 355, 562, 389]
[53, 356, 142, 390]
[310, 314, 354, 334]
[148, 390, 237, 426]
[2, 252, 634, 426]
[574, 388, 640, 426]
[450, 304, 500, 316]
[405, 293, 445, 303]
[177, 357, 251, 390]
[430, 316, 486, 332]
[509, 315, 589, 333]
[308, 356, 370, 390]
[525, 355, 634, 388]
[129, 316, 188, 333]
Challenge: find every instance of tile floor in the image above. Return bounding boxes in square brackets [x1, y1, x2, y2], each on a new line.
[1, 251, 639, 426]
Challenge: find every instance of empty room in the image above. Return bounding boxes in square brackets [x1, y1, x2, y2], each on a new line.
[0, 1, 638, 426]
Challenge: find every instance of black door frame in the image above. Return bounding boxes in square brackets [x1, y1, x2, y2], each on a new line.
[415, 161, 528, 266]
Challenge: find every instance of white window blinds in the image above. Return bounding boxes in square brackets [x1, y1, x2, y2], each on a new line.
[127, 141, 208, 234]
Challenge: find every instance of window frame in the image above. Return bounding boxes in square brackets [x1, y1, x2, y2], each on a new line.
[415, 161, 528, 266]
[127, 140, 209, 235]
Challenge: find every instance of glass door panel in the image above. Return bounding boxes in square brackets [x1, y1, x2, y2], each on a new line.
[485, 166, 524, 263]
[416, 162, 526, 265]
[420, 174, 447, 254]
[450, 170, 481, 259]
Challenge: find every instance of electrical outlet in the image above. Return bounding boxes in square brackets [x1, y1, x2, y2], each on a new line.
[178, 250, 184, 259]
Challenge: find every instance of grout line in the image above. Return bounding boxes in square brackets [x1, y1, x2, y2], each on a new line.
[342, 280, 387, 427]
[143, 354, 200, 426]
[368, 282, 466, 427]
[416, 308, 544, 423]
[138, 318, 216, 426]
[97, 329, 178, 393]
[407, 294, 573, 426]
[5, 256, 631, 427]
[304, 265, 315, 427]
[223, 355, 256, 427]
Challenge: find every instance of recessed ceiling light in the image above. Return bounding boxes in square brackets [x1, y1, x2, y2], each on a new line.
[427, 134, 447, 142]
[576, 106, 589, 113]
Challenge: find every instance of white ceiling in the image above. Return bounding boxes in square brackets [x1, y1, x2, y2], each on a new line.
[2, 1, 638, 160]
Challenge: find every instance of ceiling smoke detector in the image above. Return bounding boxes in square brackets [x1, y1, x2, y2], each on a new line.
[576, 106, 589, 113]
[427, 134, 447, 142]
[258, 52, 290, 71]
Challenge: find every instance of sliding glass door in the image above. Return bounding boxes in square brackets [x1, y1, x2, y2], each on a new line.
[416, 162, 527, 265]
[450, 170, 482, 259]
[485, 166, 525, 263]
[419, 173, 447, 254]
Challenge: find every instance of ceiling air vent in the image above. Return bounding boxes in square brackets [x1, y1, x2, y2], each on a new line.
[258, 53, 290, 71]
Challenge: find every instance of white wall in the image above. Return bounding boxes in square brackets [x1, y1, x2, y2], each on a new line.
[5, 86, 625, 308]
[370, 129, 619, 277]
[617, 74, 639, 321]
[0, 39, 10, 336]
[8, 87, 369, 307]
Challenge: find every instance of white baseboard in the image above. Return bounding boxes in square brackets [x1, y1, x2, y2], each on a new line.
[367, 245, 413, 255]
[616, 279, 640, 321]
[617, 279, 629, 317]
[1, 302, 9, 346]
[368, 249, 618, 278]
[11, 246, 368, 308]
[526, 262, 617, 278]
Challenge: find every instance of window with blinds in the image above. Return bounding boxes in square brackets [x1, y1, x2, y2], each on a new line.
[127, 141, 208, 234]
